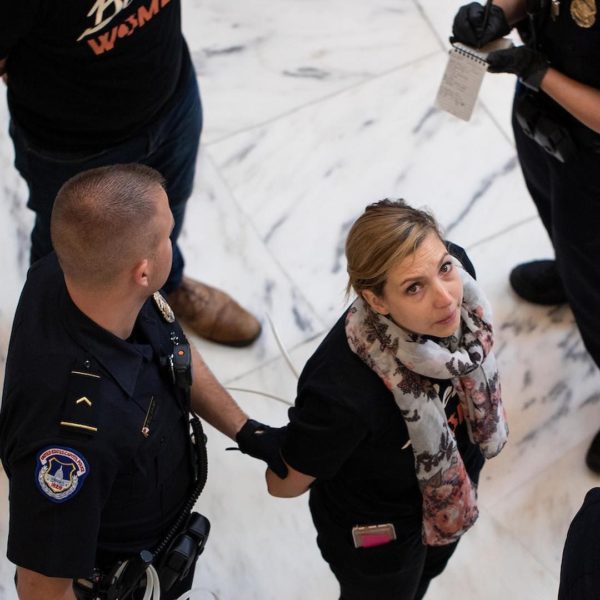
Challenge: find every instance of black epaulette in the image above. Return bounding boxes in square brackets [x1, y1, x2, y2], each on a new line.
[59, 358, 101, 436]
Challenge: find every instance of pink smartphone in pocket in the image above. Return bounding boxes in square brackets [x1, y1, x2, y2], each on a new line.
[352, 523, 397, 548]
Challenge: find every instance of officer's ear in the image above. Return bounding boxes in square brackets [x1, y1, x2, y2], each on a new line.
[132, 259, 150, 288]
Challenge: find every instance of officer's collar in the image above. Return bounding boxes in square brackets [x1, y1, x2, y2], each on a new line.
[59, 280, 154, 398]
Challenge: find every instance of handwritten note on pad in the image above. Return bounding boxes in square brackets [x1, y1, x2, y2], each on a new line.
[434, 39, 513, 122]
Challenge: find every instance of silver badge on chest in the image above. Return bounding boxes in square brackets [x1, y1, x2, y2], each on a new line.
[153, 292, 175, 323]
[570, 0, 596, 27]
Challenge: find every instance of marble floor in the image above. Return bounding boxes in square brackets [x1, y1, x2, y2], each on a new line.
[0, 1, 598, 599]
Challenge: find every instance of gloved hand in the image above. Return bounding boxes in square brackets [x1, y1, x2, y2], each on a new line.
[452, 2, 511, 48]
[234, 419, 288, 478]
[487, 46, 549, 91]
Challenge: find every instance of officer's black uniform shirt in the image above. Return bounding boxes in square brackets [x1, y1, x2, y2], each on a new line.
[534, 0, 600, 134]
[0, 254, 194, 578]
[281, 244, 485, 572]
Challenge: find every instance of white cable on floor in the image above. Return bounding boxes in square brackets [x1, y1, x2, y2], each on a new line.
[225, 386, 293, 406]
[265, 312, 300, 380]
[224, 314, 300, 407]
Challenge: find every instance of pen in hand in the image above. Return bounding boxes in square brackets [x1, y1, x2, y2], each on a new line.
[480, 0, 494, 45]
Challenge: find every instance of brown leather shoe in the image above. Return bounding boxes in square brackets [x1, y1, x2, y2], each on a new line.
[167, 277, 261, 347]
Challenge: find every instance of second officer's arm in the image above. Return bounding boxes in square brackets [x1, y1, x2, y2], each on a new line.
[539, 70, 600, 134]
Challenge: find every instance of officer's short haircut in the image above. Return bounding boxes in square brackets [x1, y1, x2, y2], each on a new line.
[51, 164, 167, 287]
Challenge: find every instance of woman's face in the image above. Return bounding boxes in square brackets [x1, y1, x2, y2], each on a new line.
[362, 233, 463, 338]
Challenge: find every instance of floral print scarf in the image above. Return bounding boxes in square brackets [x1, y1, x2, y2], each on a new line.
[345, 259, 508, 546]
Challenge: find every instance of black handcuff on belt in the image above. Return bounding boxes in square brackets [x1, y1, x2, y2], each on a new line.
[76, 337, 210, 600]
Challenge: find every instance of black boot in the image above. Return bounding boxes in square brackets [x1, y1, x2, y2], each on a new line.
[509, 260, 567, 305]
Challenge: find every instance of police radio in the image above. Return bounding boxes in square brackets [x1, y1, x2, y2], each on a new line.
[164, 333, 192, 389]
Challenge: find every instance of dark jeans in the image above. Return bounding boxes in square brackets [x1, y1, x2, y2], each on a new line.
[330, 539, 459, 600]
[9, 64, 202, 293]
[512, 91, 600, 370]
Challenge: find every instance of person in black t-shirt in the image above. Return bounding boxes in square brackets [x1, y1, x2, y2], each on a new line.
[0, 0, 261, 348]
[266, 200, 508, 600]
[0, 165, 282, 600]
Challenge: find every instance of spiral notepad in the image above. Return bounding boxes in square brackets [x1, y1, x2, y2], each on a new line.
[435, 39, 513, 122]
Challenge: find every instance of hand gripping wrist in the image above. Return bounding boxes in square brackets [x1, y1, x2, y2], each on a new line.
[236, 419, 289, 478]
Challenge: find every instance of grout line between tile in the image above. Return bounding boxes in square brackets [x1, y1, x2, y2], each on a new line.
[478, 504, 561, 585]
[481, 430, 599, 509]
[202, 151, 332, 332]
[465, 214, 542, 251]
[413, 0, 447, 51]
[203, 49, 442, 147]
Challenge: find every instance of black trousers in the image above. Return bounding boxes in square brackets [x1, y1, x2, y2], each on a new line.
[330, 539, 459, 600]
[512, 93, 600, 370]
[558, 487, 600, 599]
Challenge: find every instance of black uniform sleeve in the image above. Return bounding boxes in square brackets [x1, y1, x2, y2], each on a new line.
[0, 0, 43, 59]
[3, 381, 121, 578]
[282, 385, 368, 479]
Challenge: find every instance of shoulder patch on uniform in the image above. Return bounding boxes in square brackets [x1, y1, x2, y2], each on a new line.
[153, 291, 175, 323]
[35, 446, 90, 503]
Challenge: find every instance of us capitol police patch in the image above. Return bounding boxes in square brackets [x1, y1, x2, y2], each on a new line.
[35, 446, 90, 503]
[153, 291, 175, 323]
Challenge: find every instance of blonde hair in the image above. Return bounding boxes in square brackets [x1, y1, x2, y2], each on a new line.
[346, 199, 442, 297]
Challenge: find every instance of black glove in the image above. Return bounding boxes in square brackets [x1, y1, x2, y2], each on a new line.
[487, 46, 549, 91]
[452, 2, 511, 48]
[234, 419, 288, 478]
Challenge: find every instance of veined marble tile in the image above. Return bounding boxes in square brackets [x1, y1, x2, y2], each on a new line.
[0, 2, 595, 599]
[178, 151, 325, 383]
[208, 52, 536, 324]
[466, 219, 600, 506]
[0, 472, 17, 600]
[486, 435, 600, 579]
[0, 93, 33, 393]
[426, 505, 557, 600]
[184, 0, 440, 143]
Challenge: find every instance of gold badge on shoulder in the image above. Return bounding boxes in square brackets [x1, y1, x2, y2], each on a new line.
[153, 292, 175, 323]
[570, 0, 596, 27]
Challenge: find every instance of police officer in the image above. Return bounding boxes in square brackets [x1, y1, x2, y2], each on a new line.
[0, 164, 284, 600]
[451, 0, 600, 471]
